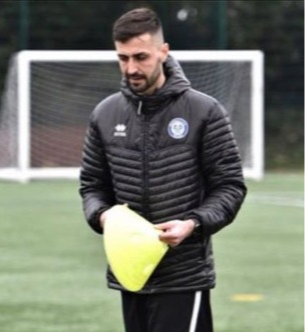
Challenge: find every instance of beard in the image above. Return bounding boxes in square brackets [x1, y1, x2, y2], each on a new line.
[126, 62, 162, 95]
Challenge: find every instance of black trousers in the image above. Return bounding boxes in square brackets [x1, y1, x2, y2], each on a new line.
[121, 290, 213, 332]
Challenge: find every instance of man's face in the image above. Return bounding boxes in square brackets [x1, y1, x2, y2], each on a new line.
[115, 33, 169, 95]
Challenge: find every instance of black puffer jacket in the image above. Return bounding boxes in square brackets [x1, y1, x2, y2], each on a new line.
[80, 55, 247, 293]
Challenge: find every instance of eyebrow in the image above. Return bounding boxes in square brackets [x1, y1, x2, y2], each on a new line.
[117, 52, 148, 58]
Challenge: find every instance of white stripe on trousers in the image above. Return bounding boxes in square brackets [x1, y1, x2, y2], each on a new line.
[189, 291, 202, 332]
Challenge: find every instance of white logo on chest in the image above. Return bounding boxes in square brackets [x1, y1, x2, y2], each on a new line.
[168, 118, 189, 139]
[114, 124, 127, 137]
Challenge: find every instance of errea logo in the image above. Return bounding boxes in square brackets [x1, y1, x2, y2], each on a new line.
[114, 124, 127, 137]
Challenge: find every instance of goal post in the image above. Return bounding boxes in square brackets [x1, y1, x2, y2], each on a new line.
[0, 50, 264, 182]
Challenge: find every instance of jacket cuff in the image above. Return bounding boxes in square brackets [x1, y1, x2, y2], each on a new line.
[90, 207, 108, 234]
[185, 215, 203, 236]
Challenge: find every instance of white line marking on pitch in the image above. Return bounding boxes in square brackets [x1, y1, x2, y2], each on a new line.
[246, 193, 304, 208]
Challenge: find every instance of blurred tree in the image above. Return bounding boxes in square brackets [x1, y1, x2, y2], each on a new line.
[0, 0, 303, 169]
[228, 0, 303, 105]
[0, 1, 19, 91]
[227, 0, 304, 168]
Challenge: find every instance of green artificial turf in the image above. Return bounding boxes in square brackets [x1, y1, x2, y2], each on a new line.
[0, 173, 303, 332]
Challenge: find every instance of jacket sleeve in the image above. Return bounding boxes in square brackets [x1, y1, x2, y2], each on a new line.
[79, 112, 115, 234]
[187, 101, 247, 236]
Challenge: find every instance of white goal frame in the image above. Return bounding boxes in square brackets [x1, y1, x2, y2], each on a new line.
[0, 50, 264, 182]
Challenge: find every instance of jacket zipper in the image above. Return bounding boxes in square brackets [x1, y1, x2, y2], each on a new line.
[139, 101, 151, 220]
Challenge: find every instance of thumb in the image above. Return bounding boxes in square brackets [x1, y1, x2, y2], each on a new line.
[154, 222, 172, 231]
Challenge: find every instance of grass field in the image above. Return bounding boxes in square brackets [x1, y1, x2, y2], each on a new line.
[0, 173, 303, 332]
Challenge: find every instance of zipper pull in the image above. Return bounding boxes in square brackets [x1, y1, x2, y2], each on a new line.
[137, 100, 143, 116]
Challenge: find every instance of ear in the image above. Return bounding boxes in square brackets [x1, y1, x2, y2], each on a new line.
[160, 43, 169, 63]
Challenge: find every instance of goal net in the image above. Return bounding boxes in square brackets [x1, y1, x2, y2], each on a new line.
[0, 50, 264, 182]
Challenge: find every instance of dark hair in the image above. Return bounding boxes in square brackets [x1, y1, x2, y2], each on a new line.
[113, 8, 163, 42]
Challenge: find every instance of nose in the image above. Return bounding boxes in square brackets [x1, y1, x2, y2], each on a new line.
[126, 58, 138, 75]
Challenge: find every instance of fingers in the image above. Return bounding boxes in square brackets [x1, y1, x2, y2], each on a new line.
[156, 221, 183, 247]
[159, 234, 178, 247]
[155, 222, 173, 232]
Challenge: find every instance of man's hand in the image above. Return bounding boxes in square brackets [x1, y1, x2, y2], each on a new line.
[99, 204, 128, 228]
[155, 219, 196, 247]
[99, 210, 110, 228]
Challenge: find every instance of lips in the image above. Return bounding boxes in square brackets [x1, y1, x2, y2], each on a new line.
[128, 75, 145, 81]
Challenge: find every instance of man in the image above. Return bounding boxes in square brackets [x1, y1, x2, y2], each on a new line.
[79, 7, 247, 332]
